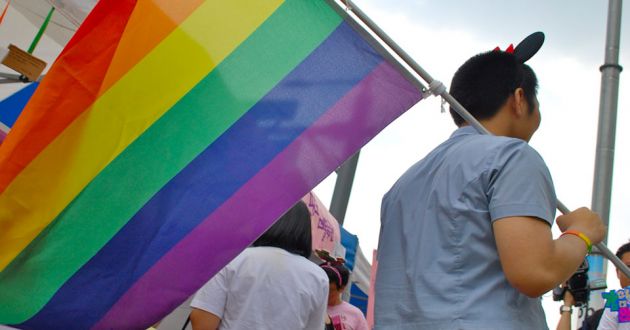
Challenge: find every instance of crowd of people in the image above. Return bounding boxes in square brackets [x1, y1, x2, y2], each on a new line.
[183, 33, 623, 330]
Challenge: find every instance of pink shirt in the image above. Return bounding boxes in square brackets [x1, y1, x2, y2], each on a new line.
[328, 301, 369, 330]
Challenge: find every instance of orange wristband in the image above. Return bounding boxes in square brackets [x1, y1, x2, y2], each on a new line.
[561, 230, 592, 253]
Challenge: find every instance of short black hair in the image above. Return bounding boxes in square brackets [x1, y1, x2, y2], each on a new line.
[253, 200, 312, 258]
[616, 241, 630, 259]
[320, 263, 350, 289]
[449, 51, 539, 126]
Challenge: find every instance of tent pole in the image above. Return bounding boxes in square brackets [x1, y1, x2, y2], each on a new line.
[27, 6, 55, 54]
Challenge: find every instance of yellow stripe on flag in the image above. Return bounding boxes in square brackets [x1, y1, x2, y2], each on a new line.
[0, 0, 284, 271]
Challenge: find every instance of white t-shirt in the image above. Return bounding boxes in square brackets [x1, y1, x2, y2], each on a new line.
[191, 247, 329, 330]
[598, 309, 630, 330]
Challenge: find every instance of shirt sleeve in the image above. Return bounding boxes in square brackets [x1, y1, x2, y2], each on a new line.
[190, 269, 229, 319]
[598, 309, 618, 330]
[353, 307, 370, 330]
[486, 140, 557, 225]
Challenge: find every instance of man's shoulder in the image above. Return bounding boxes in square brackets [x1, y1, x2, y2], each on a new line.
[458, 133, 529, 152]
[383, 132, 546, 205]
[424, 132, 539, 173]
[457, 134, 544, 166]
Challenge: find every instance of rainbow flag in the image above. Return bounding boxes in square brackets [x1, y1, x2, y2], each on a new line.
[0, 0, 422, 328]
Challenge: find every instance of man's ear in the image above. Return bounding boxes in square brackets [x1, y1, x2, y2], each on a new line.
[512, 88, 528, 117]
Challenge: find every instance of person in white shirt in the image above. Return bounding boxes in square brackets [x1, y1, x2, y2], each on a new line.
[189, 201, 329, 330]
[556, 242, 630, 330]
[598, 242, 630, 330]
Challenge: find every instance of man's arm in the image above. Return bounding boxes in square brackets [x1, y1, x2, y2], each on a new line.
[493, 208, 605, 297]
[190, 308, 221, 330]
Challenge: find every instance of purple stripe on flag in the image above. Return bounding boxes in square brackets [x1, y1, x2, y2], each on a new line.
[94, 60, 421, 329]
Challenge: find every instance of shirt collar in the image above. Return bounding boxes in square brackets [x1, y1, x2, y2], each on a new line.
[450, 125, 481, 138]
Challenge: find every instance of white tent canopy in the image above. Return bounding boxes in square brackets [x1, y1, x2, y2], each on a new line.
[10, 0, 97, 46]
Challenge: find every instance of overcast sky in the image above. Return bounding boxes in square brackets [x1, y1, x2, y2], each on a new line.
[316, 0, 630, 249]
[312, 0, 629, 326]
[1, 0, 628, 327]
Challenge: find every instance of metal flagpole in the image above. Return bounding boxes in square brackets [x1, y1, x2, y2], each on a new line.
[327, 0, 630, 278]
[324, 0, 427, 226]
[593, 0, 623, 246]
[586, 0, 624, 310]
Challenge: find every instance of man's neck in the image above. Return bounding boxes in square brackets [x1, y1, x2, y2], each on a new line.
[460, 114, 523, 140]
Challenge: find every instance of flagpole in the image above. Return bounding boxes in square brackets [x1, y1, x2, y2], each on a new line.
[328, 0, 630, 278]
[584, 0, 624, 310]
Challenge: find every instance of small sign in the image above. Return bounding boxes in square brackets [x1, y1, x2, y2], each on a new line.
[1, 44, 47, 81]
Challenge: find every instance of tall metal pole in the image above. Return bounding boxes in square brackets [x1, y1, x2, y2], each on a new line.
[329, 151, 360, 226]
[587, 0, 624, 312]
[592, 0, 623, 246]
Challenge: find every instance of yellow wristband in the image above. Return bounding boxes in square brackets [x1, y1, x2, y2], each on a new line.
[561, 230, 592, 253]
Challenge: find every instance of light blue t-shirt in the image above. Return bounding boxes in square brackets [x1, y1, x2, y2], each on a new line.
[375, 126, 556, 330]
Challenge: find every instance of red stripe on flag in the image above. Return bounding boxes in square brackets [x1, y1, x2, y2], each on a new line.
[0, 0, 136, 193]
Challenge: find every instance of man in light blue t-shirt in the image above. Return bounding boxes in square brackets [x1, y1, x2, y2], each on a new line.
[375, 35, 606, 330]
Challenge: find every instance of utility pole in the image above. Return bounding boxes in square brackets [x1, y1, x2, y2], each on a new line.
[586, 0, 623, 316]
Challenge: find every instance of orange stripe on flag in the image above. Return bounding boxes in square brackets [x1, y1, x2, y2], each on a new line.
[101, 0, 204, 92]
[0, 0, 135, 193]
[0, 0, 202, 193]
